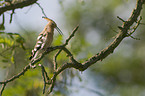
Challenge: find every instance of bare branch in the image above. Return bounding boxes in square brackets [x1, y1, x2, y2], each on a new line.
[127, 16, 142, 39]
[0, 0, 38, 15]
[35, 2, 47, 17]
[39, 64, 50, 94]
[0, 65, 30, 85]
[10, 9, 15, 23]
[0, 84, 6, 96]
[64, 25, 79, 46]
[81, 0, 144, 71]
[0, 0, 145, 95]
[0, 14, 5, 30]
[53, 49, 62, 71]
[117, 16, 125, 22]
[129, 35, 140, 40]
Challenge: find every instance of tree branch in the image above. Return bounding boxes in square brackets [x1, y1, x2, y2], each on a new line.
[38, 64, 50, 94]
[53, 49, 62, 71]
[0, 64, 30, 95]
[81, 0, 145, 70]
[0, 0, 144, 95]
[9, 9, 15, 23]
[0, 0, 38, 15]
[0, 25, 79, 95]
[127, 16, 142, 40]
[35, 2, 47, 17]
[63, 25, 79, 46]
[45, 0, 145, 94]
[0, 83, 6, 96]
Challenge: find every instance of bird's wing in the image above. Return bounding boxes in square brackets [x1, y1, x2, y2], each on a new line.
[29, 32, 48, 60]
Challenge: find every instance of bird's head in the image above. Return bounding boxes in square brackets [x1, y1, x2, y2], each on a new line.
[42, 17, 63, 35]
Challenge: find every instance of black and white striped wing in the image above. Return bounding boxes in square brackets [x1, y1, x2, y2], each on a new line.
[29, 33, 47, 60]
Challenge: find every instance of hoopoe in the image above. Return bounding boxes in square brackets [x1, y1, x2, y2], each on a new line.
[29, 17, 63, 62]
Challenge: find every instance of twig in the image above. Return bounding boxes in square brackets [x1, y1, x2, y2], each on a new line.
[2, 14, 5, 25]
[117, 16, 125, 22]
[10, 9, 15, 23]
[0, 14, 5, 30]
[35, 2, 47, 17]
[53, 49, 62, 71]
[64, 25, 79, 46]
[39, 64, 50, 94]
[127, 16, 142, 39]
[129, 35, 140, 40]
[0, 83, 6, 96]
[39, 64, 50, 81]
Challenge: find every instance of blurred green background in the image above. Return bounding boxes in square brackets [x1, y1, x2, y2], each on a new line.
[0, 0, 145, 96]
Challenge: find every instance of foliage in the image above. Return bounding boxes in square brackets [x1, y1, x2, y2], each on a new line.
[2, 68, 43, 96]
[0, 0, 145, 96]
[0, 32, 25, 68]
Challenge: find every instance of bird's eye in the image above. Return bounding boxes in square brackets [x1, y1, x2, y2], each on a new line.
[52, 23, 56, 27]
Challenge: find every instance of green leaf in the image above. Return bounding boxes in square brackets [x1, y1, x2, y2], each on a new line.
[11, 56, 14, 64]
[53, 35, 63, 45]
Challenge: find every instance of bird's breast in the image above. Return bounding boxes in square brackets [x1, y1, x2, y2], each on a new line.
[43, 32, 53, 49]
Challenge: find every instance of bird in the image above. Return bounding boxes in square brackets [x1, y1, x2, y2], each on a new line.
[29, 17, 63, 62]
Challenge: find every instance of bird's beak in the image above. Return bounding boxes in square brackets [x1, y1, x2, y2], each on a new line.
[56, 27, 63, 35]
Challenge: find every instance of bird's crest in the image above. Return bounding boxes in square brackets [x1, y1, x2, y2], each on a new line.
[42, 17, 63, 35]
